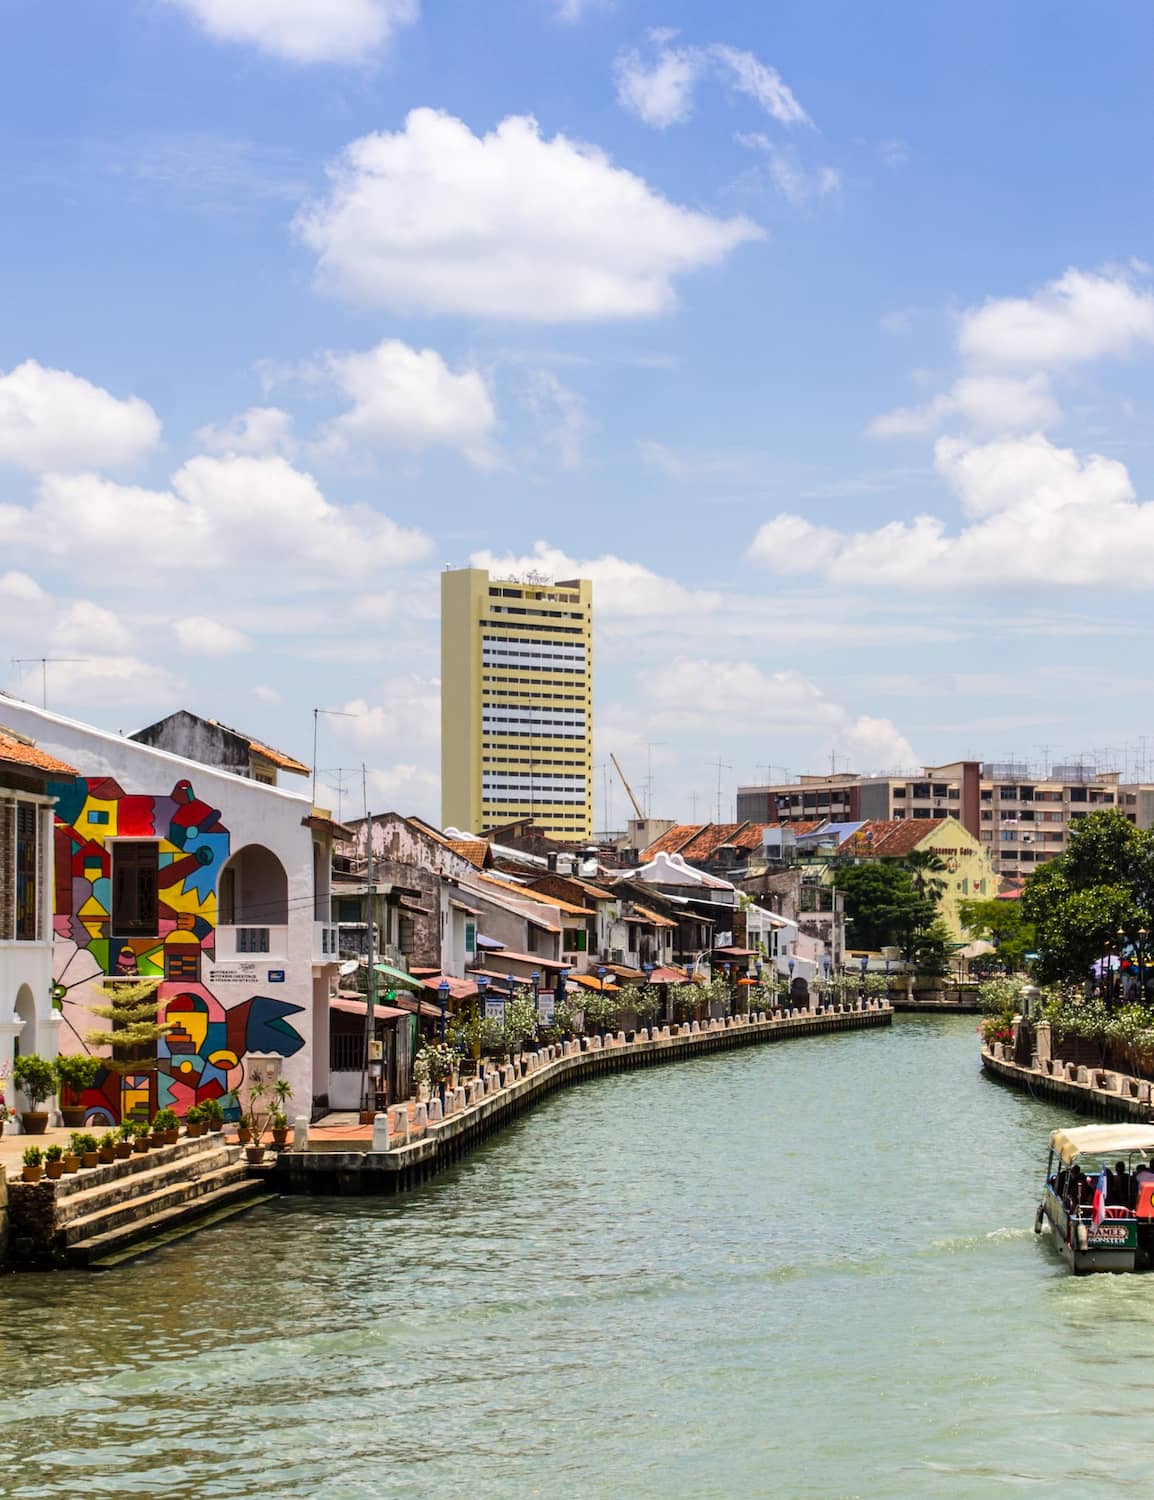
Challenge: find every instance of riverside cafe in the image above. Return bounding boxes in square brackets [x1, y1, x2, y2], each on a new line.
[1036, 1124, 1154, 1274]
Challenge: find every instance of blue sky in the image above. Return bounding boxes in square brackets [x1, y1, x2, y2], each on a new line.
[5, 0, 1154, 827]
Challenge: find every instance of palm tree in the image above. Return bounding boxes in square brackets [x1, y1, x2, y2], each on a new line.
[904, 849, 948, 904]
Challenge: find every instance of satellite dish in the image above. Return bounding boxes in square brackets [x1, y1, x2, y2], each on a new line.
[339, 959, 360, 976]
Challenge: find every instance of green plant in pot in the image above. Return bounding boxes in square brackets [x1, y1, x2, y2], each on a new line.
[152, 1107, 179, 1145]
[201, 1096, 224, 1132]
[76, 1132, 99, 1168]
[21, 1145, 43, 1183]
[97, 1131, 117, 1164]
[12, 1054, 55, 1134]
[114, 1121, 134, 1158]
[44, 1143, 64, 1180]
[132, 1120, 151, 1153]
[52, 1053, 102, 1127]
[185, 1104, 206, 1138]
[271, 1079, 293, 1147]
[0, 1101, 11, 1137]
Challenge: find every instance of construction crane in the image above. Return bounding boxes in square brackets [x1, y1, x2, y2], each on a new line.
[610, 753, 646, 821]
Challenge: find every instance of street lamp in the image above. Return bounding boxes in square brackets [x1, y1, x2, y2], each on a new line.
[1139, 928, 1150, 1004]
[1103, 937, 1115, 1007]
[437, 979, 450, 1042]
[859, 952, 869, 1006]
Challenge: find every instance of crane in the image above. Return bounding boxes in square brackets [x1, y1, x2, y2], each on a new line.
[610, 753, 646, 821]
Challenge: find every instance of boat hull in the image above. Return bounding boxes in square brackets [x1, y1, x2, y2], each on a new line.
[1042, 1190, 1138, 1274]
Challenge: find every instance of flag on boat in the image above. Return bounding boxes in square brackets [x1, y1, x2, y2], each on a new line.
[1092, 1167, 1109, 1227]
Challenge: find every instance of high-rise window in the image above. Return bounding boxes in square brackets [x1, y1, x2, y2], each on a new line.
[112, 842, 159, 937]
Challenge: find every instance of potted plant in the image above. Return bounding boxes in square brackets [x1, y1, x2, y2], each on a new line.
[202, 1097, 223, 1133]
[0, 1101, 10, 1137]
[270, 1109, 289, 1149]
[152, 1108, 179, 1146]
[132, 1120, 151, 1153]
[21, 1146, 43, 1183]
[97, 1131, 117, 1165]
[185, 1104, 206, 1138]
[12, 1054, 55, 1134]
[44, 1143, 64, 1180]
[52, 1053, 102, 1127]
[77, 1133, 99, 1168]
[114, 1122, 134, 1160]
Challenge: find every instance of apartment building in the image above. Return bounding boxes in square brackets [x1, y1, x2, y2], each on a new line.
[441, 566, 593, 841]
[738, 761, 1154, 880]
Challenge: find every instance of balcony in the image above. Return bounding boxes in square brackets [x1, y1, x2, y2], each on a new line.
[313, 923, 340, 965]
[215, 924, 289, 961]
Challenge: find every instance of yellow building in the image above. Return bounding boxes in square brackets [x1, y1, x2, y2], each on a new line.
[440, 566, 593, 840]
[846, 815, 997, 942]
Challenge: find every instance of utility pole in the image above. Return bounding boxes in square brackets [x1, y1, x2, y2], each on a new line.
[706, 757, 733, 825]
[359, 775, 379, 1117]
[312, 707, 358, 807]
[12, 657, 89, 709]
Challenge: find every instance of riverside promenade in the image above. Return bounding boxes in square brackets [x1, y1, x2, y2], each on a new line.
[981, 1041, 1154, 1123]
[278, 1002, 893, 1195]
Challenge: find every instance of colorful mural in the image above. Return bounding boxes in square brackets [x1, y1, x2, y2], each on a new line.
[47, 775, 305, 1122]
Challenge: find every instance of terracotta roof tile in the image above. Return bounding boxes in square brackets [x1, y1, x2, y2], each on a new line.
[0, 729, 76, 777]
[639, 824, 703, 860]
[210, 721, 309, 775]
[855, 818, 952, 858]
[448, 839, 489, 868]
[475, 873, 594, 917]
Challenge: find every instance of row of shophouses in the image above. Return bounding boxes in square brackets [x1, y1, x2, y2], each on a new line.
[0, 697, 993, 1124]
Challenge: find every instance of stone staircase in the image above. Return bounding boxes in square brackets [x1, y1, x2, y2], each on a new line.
[49, 1135, 271, 1268]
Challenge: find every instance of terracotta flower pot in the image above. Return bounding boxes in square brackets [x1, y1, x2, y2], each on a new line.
[21, 1165, 42, 1183]
[45, 1160, 64, 1180]
[149, 1133, 165, 1149]
[98, 1148, 115, 1165]
[80, 1151, 98, 1169]
[244, 1145, 265, 1164]
[133, 1137, 149, 1154]
[208, 1121, 223, 1133]
[60, 1108, 87, 1129]
[163, 1129, 178, 1146]
[62, 1153, 79, 1173]
[236, 1126, 252, 1145]
[114, 1142, 132, 1160]
[272, 1127, 289, 1148]
[188, 1122, 205, 1138]
[20, 1111, 48, 1135]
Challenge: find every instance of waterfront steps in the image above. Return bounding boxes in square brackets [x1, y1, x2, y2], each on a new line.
[6, 1135, 268, 1269]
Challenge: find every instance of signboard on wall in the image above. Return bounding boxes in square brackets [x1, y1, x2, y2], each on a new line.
[206, 963, 260, 985]
[537, 990, 555, 1023]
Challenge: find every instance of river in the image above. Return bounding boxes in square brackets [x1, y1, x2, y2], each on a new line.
[1, 1015, 1152, 1498]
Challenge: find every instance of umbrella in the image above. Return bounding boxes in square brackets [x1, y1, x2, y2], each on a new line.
[1092, 955, 1121, 975]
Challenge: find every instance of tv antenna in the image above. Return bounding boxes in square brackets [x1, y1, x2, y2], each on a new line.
[706, 756, 733, 824]
[312, 707, 359, 807]
[11, 657, 89, 709]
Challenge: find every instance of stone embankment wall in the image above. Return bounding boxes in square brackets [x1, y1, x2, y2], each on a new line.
[278, 1003, 893, 1196]
[981, 1041, 1154, 1123]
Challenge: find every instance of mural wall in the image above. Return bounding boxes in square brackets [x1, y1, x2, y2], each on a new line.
[48, 775, 305, 1124]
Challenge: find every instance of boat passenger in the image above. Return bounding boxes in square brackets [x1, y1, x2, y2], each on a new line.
[1065, 1166, 1085, 1210]
[1111, 1161, 1134, 1209]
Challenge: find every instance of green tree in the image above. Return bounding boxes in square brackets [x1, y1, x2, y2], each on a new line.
[834, 862, 937, 955]
[903, 849, 948, 903]
[1021, 811, 1154, 983]
[85, 978, 168, 1075]
[957, 897, 1036, 970]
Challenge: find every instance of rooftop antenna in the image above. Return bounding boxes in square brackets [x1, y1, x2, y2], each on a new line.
[312, 706, 358, 807]
[706, 756, 733, 825]
[11, 657, 89, 710]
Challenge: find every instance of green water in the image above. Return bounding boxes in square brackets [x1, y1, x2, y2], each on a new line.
[1, 1017, 1151, 1498]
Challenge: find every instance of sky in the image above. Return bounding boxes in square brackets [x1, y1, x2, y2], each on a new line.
[5, 1, 1154, 829]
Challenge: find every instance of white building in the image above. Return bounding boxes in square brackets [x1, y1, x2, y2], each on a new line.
[1, 725, 77, 1101]
[0, 700, 338, 1126]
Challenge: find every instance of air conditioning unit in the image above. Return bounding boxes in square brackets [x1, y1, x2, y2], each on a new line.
[610, 948, 624, 964]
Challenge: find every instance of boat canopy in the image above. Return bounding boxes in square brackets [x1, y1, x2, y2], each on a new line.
[1050, 1124, 1154, 1166]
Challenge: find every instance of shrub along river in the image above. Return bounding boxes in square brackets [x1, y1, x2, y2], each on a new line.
[1, 1015, 1153, 1498]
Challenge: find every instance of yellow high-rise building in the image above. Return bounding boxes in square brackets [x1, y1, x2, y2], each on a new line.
[441, 566, 593, 841]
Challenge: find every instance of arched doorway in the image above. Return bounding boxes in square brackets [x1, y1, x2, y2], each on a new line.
[14, 983, 37, 1059]
[218, 844, 289, 925]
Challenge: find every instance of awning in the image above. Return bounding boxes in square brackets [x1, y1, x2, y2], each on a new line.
[476, 934, 506, 950]
[483, 950, 568, 970]
[390, 992, 446, 1021]
[449, 896, 483, 914]
[394, 897, 431, 916]
[567, 972, 619, 993]
[646, 966, 690, 984]
[712, 946, 758, 957]
[371, 962, 425, 992]
[1050, 1124, 1154, 1166]
[467, 968, 522, 988]
[330, 996, 408, 1020]
[420, 975, 479, 1001]
[603, 963, 645, 981]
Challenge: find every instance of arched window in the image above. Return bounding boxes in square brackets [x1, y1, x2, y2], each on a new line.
[217, 845, 288, 926]
[13, 983, 37, 1059]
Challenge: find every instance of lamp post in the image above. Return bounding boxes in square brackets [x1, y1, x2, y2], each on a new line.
[597, 965, 608, 1039]
[643, 961, 655, 1024]
[1139, 928, 1150, 1005]
[859, 953, 869, 1007]
[1103, 938, 1115, 1007]
[475, 975, 489, 1078]
[437, 979, 450, 1042]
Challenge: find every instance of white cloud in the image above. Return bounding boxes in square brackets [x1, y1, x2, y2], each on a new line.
[0, 361, 160, 472]
[0, 571, 46, 603]
[165, 0, 418, 65]
[196, 406, 297, 456]
[296, 108, 762, 321]
[321, 339, 497, 465]
[173, 617, 252, 655]
[334, 681, 440, 751]
[757, 143, 840, 205]
[959, 266, 1154, 370]
[54, 601, 133, 653]
[254, 684, 281, 705]
[750, 432, 1154, 589]
[868, 373, 1061, 439]
[0, 455, 432, 584]
[615, 37, 811, 131]
[524, 371, 590, 469]
[10, 655, 183, 708]
[633, 656, 916, 772]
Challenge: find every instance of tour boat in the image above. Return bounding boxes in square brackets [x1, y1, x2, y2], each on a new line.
[1036, 1124, 1154, 1274]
